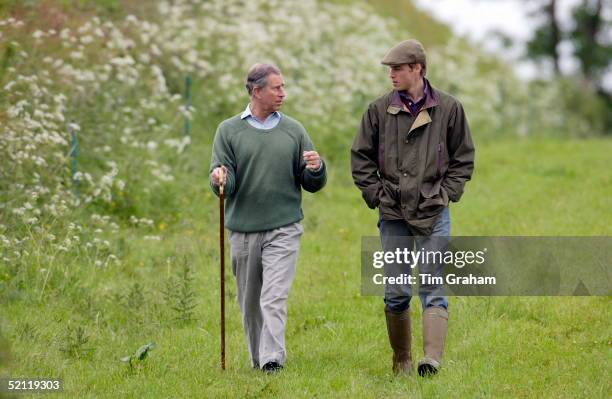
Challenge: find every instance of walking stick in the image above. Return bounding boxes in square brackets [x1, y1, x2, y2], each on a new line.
[219, 169, 226, 370]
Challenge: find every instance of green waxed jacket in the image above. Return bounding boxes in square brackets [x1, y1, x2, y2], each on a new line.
[350, 81, 475, 235]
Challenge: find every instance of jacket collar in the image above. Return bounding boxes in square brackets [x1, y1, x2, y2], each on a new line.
[386, 78, 439, 115]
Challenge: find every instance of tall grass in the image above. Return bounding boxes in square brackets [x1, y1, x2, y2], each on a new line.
[1, 1, 610, 397]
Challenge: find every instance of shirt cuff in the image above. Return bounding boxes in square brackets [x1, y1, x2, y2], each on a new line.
[309, 160, 325, 175]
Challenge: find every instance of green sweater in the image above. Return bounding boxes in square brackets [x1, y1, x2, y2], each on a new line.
[209, 113, 327, 232]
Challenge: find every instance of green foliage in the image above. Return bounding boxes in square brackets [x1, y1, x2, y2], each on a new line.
[115, 282, 147, 326]
[520, 0, 611, 134]
[0, 326, 10, 371]
[123, 282, 145, 310]
[526, 0, 561, 71]
[120, 342, 155, 369]
[59, 325, 92, 359]
[0, 138, 610, 396]
[0, 0, 122, 18]
[0, 0, 610, 397]
[569, 0, 611, 81]
[0, 0, 607, 283]
[58, 0, 120, 13]
[162, 257, 197, 325]
[15, 321, 38, 342]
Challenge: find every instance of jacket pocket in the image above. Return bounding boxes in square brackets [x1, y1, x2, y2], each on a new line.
[362, 182, 382, 209]
[418, 180, 448, 212]
[380, 179, 400, 207]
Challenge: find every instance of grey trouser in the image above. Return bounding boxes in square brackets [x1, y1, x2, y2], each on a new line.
[228, 222, 303, 368]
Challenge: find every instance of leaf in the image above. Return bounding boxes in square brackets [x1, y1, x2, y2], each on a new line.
[135, 342, 155, 360]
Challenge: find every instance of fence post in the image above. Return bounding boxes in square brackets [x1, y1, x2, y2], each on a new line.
[183, 75, 191, 137]
[69, 123, 79, 195]
[497, 78, 506, 134]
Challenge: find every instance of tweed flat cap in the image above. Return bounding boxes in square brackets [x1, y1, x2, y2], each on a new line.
[381, 39, 426, 66]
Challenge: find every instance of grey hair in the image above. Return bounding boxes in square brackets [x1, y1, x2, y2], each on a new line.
[245, 63, 281, 95]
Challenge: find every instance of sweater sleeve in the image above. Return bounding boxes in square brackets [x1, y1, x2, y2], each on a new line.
[299, 129, 327, 193]
[209, 124, 237, 197]
[350, 104, 382, 209]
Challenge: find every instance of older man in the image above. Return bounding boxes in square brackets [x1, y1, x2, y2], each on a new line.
[351, 40, 475, 377]
[210, 63, 326, 373]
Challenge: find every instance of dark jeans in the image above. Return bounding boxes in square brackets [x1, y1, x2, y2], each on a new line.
[378, 207, 450, 312]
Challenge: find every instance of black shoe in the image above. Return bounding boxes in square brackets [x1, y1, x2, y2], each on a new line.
[417, 362, 439, 377]
[261, 361, 283, 373]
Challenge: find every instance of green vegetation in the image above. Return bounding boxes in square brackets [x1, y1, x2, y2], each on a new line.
[2, 138, 611, 398]
[0, 1, 609, 397]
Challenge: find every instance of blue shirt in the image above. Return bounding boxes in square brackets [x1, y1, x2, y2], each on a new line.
[240, 104, 282, 129]
[399, 79, 430, 115]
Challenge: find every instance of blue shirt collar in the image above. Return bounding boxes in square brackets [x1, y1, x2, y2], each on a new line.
[240, 103, 281, 123]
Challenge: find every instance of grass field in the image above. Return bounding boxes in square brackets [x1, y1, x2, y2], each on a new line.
[2, 137, 610, 398]
[1, 0, 610, 397]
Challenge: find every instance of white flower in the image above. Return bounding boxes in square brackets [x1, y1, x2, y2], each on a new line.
[138, 53, 151, 64]
[125, 15, 138, 24]
[109, 56, 135, 67]
[69, 51, 84, 60]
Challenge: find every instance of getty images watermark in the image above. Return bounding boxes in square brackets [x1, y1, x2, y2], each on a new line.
[371, 246, 492, 286]
[361, 236, 611, 296]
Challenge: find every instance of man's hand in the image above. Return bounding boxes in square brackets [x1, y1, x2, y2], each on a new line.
[211, 165, 228, 186]
[303, 151, 321, 171]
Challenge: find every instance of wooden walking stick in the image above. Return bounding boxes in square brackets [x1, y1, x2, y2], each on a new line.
[219, 168, 226, 370]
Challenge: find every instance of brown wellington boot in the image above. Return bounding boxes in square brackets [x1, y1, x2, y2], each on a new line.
[417, 306, 448, 377]
[384, 307, 412, 376]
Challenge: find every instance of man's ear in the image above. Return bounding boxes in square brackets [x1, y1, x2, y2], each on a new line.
[252, 85, 261, 99]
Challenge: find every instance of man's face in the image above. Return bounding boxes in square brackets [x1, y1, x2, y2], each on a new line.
[254, 73, 286, 112]
[388, 64, 421, 91]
